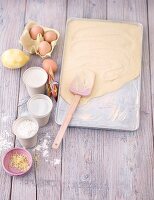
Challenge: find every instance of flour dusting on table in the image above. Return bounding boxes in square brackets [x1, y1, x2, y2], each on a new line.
[0, 130, 12, 153]
[33, 132, 61, 165]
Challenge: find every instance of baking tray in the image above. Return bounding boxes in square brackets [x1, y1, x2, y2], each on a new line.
[55, 18, 143, 131]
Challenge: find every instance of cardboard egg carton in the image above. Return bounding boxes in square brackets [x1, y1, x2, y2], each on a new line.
[19, 20, 60, 58]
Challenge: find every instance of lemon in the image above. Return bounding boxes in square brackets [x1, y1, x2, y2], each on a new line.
[1, 49, 30, 69]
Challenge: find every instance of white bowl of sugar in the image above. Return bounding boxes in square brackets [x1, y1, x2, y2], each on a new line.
[12, 116, 39, 148]
[27, 94, 53, 127]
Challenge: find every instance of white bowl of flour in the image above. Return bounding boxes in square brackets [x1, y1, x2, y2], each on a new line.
[12, 116, 39, 148]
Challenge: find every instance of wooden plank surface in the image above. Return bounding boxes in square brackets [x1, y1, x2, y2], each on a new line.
[10, 0, 36, 198]
[0, 1, 26, 200]
[61, 1, 108, 200]
[107, 0, 154, 200]
[147, 0, 154, 198]
[148, 0, 154, 125]
[107, 0, 154, 199]
[106, 0, 154, 200]
[61, 0, 154, 200]
[11, 0, 67, 200]
[0, 0, 154, 200]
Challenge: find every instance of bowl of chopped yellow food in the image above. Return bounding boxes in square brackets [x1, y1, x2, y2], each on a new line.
[2, 147, 32, 176]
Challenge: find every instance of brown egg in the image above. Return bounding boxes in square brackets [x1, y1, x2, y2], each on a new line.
[38, 41, 52, 56]
[44, 31, 57, 43]
[29, 25, 44, 40]
[42, 59, 58, 73]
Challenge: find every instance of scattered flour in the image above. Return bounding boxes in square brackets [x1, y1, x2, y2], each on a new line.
[33, 132, 61, 165]
[1, 115, 11, 122]
[43, 149, 49, 157]
[54, 159, 61, 165]
[0, 130, 12, 153]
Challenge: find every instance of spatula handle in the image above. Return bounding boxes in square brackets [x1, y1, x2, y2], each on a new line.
[52, 95, 81, 149]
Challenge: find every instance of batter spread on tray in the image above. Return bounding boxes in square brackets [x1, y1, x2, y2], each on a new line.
[60, 19, 143, 104]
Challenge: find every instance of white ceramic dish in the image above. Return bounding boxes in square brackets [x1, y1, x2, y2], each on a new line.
[27, 94, 53, 127]
[12, 116, 39, 148]
[23, 67, 48, 97]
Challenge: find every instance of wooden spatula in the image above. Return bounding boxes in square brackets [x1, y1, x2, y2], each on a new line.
[52, 69, 95, 149]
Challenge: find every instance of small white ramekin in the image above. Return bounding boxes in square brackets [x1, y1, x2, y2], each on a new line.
[12, 116, 39, 149]
[23, 67, 48, 97]
[27, 94, 53, 127]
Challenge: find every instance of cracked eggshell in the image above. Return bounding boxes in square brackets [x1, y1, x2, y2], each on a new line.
[19, 21, 60, 58]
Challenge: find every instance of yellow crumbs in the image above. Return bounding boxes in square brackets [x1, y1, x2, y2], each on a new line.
[9, 153, 30, 172]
